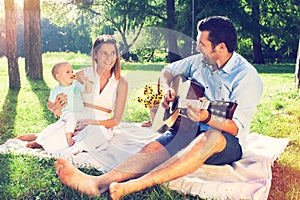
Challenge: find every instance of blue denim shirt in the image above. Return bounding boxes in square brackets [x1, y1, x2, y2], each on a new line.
[164, 52, 263, 151]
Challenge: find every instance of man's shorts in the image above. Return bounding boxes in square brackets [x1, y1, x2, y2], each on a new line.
[155, 125, 242, 165]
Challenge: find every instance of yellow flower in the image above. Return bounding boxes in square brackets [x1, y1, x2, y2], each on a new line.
[137, 84, 163, 108]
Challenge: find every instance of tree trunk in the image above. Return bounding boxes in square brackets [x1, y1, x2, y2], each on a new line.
[5, 0, 20, 90]
[166, 0, 180, 63]
[24, 0, 43, 79]
[295, 38, 300, 89]
[24, 0, 30, 74]
[251, 0, 265, 64]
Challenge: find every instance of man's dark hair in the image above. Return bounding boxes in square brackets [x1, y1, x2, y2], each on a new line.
[197, 16, 237, 53]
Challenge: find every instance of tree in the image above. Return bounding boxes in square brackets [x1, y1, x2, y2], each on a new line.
[249, 0, 265, 64]
[24, 0, 43, 79]
[295, 38, 300, 89]
[5, 0, 20, 90]
[95, 0, 148, 60]
[166, 0, 180, 62]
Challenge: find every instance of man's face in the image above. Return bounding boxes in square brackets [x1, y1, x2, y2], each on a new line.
[196, 31, 217, 66]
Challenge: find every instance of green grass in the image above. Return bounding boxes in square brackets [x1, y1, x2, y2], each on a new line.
[0, 53, 299, 199]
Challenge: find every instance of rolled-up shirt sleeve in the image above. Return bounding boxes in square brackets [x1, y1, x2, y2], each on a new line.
[231, 68, 263, 134]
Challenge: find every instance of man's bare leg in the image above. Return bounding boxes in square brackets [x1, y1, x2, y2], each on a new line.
[109, 130, 226, 200]
[55, 141, 171, 196]
[55, 158, 109, 196]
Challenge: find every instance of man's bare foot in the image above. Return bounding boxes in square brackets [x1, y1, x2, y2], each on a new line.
[55, 158, 108, 196]
[109, 182, 127, 200]
[26, 141, 42, 148]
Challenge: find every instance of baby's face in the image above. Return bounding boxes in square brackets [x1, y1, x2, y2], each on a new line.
[57, 64, 75, 86]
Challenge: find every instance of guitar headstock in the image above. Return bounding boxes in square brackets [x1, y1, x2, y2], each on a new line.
[209, 101, 238, 119]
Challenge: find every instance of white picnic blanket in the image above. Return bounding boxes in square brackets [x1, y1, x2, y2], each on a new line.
[0, 122, 289, 200]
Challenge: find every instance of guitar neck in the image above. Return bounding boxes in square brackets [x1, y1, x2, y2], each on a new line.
[177, 99, 210, 110]
[177, 98, 238, 119]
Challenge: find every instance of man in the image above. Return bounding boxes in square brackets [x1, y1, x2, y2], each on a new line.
[55, 16, 263, 200]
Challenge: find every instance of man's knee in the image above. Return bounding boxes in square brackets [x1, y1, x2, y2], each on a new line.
[140, 141, 167, 154]
[204, 130, 226, 153]
[195, 130, 226, 159]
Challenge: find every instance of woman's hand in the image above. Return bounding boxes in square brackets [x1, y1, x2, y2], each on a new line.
[53, 109, 62, 117]
[47, 93, 68, 117]
[75, 119, 100, 132]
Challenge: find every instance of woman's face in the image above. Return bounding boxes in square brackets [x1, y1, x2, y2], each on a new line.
[95, 43, 117, 70]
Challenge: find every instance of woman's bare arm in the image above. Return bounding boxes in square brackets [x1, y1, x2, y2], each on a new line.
[77, 77, 128, 129]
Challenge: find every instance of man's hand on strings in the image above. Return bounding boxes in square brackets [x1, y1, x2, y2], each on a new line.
[162, 88, 176, 109]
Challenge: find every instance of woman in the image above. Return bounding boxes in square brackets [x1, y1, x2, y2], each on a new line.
[18, 35, 128, 155]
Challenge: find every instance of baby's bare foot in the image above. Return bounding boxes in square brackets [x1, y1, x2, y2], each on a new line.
[55, 158, 107, 196]
[109, 182, 127, 200]
[16, 134, 37, 142]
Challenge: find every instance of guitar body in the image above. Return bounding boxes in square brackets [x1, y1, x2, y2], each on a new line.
[152, 75, 238, 133]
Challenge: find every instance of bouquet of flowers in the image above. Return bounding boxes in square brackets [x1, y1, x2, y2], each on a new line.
[137, 85, 163, 107]
[137, 84, 163, 122]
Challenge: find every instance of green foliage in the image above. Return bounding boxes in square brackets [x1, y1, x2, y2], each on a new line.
[41, 16, 92, 54]
[1, 0, 298, 62]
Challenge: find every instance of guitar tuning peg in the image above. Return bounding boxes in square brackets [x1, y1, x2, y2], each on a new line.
[217, 102, 223, 106]
[211, 101, 217, 105]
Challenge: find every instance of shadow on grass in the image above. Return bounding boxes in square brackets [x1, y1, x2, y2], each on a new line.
[122, 62, 165, 72]
[0, 89, 19, 142]
[0, 90, 18, 198]
[27, 78, 56, 125]
[269, 161, 300, 199]
[122, 61, 295, 74]
[0, 154, 12, 199]
[255, 63, 295, 74]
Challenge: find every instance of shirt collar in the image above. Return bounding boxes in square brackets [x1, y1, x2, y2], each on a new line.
[221, 51, 237, 74]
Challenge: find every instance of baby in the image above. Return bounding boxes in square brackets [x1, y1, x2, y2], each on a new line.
[26, 62, 91, 151]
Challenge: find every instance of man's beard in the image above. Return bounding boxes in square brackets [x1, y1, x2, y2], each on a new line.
[201, 51, 216, 67]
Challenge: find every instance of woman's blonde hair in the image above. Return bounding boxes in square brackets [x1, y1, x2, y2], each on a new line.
[92, 35, 121, 80]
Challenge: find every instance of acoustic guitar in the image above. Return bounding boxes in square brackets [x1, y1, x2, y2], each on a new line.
[152, 75, 238, 133]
